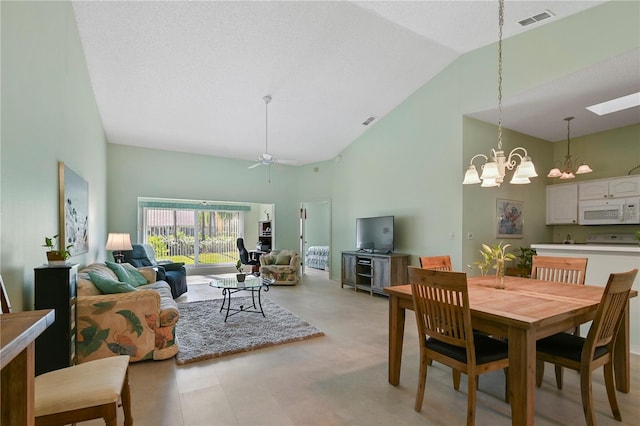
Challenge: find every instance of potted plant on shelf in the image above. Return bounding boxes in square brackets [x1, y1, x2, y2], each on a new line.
[470, 241, 516, 288]
[507, 247, 537, 278]
[42, 235, 73, 265]
[235, 260, 246, 282]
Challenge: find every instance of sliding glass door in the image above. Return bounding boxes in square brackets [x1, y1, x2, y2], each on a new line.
[139, 199, 248, 266]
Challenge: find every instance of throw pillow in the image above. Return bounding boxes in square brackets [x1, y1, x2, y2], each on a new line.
[105, 261, 138, 287]
[275, 254, 291, 265]
[260, 255, 275, 265]
[88, 271, 137, 294]
[121, 263, 150, 286]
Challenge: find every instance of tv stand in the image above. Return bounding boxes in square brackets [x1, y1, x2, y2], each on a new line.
[341, 251, 409, 296]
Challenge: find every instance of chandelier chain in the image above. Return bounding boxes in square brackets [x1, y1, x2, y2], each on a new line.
[497, 0, 504, 151]
[565, 116, 572, 158]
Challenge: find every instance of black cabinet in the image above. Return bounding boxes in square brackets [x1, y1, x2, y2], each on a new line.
[34, 264, 78, 375]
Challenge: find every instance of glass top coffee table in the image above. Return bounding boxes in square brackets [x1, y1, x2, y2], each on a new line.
[209, 274, 273, 322]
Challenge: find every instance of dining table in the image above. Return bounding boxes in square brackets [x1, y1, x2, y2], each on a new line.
[384, 275, 636, 426]
[1, 309, 55, 425]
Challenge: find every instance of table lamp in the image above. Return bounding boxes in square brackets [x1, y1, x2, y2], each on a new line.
[105, 233, 133, 263]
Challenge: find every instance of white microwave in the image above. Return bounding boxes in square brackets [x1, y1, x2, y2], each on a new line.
[578, 197, 640, 225]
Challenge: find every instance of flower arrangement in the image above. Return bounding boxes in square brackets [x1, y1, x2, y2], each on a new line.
[470, 241, 516, 287]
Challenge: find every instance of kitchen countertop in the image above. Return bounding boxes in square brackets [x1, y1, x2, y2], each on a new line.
[531, 243, 640, 254]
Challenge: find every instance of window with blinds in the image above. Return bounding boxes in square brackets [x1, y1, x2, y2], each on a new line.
[139, 199, 250, 266]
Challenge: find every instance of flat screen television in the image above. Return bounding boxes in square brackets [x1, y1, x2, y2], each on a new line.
[356, 216, 394, 253]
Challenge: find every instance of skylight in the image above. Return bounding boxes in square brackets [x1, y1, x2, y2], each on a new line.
[586, 92, 640, 116]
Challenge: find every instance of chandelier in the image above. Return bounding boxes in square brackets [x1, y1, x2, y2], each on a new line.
[546, 117, 593, 179]
[463, 0, 538, 187]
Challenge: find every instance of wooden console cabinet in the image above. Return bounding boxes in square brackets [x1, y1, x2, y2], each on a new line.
[341, 251, 409, 295]
[34, 264, 78, 376]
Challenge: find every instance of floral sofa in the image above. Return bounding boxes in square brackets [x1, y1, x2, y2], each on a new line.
[76, 263, 179, 363]
[259, 250, 300, 285]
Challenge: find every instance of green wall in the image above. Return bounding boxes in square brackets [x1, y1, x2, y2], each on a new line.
[107, 144, 305, 253]
[1, 1, 107, 310]
[303, 201, 331, 249]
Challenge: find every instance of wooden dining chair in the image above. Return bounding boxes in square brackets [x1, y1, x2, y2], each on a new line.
[418, 255, 452, 271]
[531, 255, 588, 388]
[408, 266, 509, 426]
[35, 355, 133, 426]
[536, 268, 637, 426]
[531, 255, 588, 285]
[0, 275, 12, 314]
[0, 279, 133, 426]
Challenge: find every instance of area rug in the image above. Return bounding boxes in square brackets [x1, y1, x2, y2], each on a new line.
[175, 297, 324, 365]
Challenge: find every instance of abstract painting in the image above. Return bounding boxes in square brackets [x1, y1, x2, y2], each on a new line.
[496, 198, 523, 238]
[59, 162, 88, 256]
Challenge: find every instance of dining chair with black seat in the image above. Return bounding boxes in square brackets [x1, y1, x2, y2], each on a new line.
[536, 268, 637, 426]
[418, 255, 452, 271]
[408, 266, 509, 426]
[532, 255, 588, 388]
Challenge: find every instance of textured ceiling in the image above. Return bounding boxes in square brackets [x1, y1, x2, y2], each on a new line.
[71, 1, 638, 166]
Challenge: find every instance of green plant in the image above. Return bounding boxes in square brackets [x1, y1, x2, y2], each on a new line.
[635, 230, 640, 242]
[42, 234, 73, 259]
[470, 241, 516, 276]
[236, 259, 243, 272]
[515, 247, 536, 272]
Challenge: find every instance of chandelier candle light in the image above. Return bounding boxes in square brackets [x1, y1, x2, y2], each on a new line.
[546, 117, 593, 179]
[463, 0, 538, 187]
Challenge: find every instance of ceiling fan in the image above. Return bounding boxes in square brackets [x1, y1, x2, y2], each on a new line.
[248, 95, 297, 173]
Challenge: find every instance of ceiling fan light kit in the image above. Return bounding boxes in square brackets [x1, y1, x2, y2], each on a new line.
[463, 0, 538, 188]
[546, 116, 593, 180]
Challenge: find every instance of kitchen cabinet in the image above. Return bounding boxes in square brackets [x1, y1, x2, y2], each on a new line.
[579, 176, 640, 200]
[546, 183, 578, 224]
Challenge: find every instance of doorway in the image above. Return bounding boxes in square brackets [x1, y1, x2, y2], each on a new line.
[299, 200, 331, 277]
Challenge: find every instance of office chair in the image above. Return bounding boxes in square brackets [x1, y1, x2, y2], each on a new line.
[237, 238, 260, 273]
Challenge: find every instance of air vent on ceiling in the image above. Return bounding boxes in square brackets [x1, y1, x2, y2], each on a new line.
[362, 116, 377, 126]
[518, 9, 554, 27]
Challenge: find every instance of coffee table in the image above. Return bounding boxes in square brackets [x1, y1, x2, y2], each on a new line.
[209, 274, 273, 322]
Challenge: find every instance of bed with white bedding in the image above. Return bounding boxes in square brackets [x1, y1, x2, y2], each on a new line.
[305, 246, 330, 271]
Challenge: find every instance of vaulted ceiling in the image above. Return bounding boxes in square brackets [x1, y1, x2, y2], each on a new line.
[72, 1, 639, 166]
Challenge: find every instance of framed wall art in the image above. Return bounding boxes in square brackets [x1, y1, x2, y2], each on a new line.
[496, 198, 523, 239]
[58, 162, 89, 256]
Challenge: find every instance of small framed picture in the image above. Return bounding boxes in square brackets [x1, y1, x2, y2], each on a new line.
[496, 198, 523, 238]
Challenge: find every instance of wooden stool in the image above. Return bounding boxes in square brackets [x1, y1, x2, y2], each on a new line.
[35, 355, 133, 426]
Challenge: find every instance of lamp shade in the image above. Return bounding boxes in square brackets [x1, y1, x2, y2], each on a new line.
[105, 233, 133, 251]
[480, 161, 500, 180]
[576, 163, 593, 174]
[560, 171, 575, 179]
[463, 165, 481, 184]
[518, 157, 538, 178]
[481, 177, 499, 188]
[547, 168, 562, 178]
[510, 166, 531, 184]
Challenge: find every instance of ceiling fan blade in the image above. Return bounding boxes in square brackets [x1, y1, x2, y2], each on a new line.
[274, 159, 298, 165]
[248, 162, 263, 169]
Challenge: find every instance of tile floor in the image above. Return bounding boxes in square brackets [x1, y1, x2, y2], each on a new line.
[87, 268, 639, 425]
